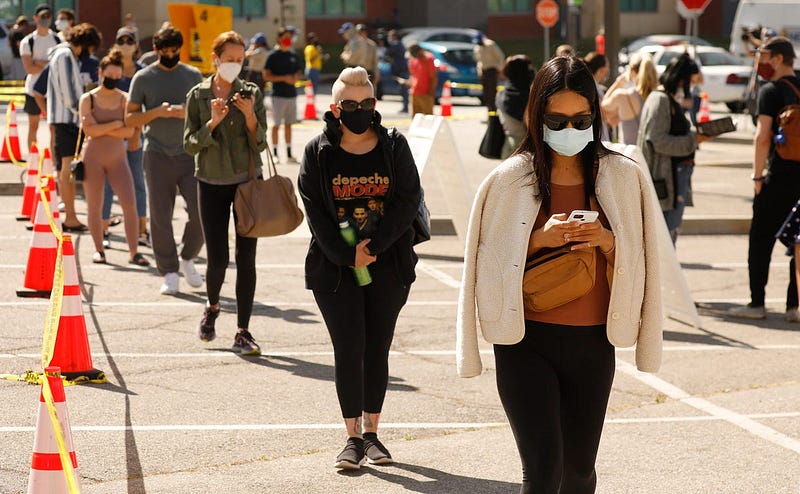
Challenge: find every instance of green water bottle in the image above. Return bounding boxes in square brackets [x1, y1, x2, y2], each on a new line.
[339, 221, 372, 286]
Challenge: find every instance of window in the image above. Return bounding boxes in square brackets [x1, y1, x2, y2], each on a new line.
[621, 0, 657, 13]
[199, 0, 265, 18]
[306, 0, 365, 16]
[0, 0, 76, 20]
[488, 0, 531, 14]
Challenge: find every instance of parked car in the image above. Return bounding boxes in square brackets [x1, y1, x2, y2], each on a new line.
[377, 41, 482, 102]
[399, 27, 481, 47]
[634, 44, 752, 112]
[619, 34, 713, 67]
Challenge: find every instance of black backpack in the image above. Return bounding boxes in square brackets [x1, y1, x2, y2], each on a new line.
[28, 33, 60, 54]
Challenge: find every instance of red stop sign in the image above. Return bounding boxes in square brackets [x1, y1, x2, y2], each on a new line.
[536, 0, 559, 28]
[677, 0, 711, 13]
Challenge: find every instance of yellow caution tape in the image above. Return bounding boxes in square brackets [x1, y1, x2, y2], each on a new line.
[4, 101, 27, 168]
[41, 370, 81, 493]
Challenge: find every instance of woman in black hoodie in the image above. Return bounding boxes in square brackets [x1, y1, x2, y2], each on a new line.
[496, 55, 535, 159]
[298, 66, 422, 470]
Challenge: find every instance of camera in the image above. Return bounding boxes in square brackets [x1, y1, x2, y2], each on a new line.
[238, 89, 253, 99]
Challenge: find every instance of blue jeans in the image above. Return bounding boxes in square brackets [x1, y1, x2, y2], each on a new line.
[103, 148, 146, 220]
[305, 68, 320, 95]
[663, 163, 693, 243]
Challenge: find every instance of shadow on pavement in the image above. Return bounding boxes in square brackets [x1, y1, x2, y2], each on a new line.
[252, 302, 318, 324]
[418, 253, 464, 263]
[236, 355, 418, 391]
[341, 462, 519, 493]
[696, 302, 800, 332]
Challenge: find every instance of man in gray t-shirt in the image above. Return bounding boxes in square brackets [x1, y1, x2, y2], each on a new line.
[126, 26, 205, 295]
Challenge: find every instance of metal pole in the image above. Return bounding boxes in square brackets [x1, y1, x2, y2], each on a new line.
[604, 0, 620, 78]
[545, 27, 550, 61]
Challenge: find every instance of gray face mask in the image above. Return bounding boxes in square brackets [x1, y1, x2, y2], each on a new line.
[36, 17, 51, 28]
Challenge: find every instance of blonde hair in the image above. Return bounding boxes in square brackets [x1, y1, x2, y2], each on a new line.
[635, 54, 658, 101]
[331, 66, 374, 103]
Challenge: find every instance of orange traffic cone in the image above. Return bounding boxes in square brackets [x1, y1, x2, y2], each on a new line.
[303, 81, 317, 120]
[27, 366, 82, 494]
[439, 81, 452, 117]
[698, 92, 711, 123]
[50, 234, 105, 381]
[1, 101, 24, 162]
[17, 144, 40, 221]
[41, 147, 53, 176]
[17, 185, 58, 298]
[29, 175, 58, 231]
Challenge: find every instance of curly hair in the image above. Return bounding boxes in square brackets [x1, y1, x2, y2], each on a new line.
[67, 23, 101, 50]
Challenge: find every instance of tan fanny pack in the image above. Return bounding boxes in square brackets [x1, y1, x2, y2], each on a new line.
[522, 246, 596, 312]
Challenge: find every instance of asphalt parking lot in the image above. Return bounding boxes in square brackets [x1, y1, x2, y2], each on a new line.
[1, 94, 799, 493]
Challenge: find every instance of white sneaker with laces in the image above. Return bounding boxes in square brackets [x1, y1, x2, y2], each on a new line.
[160, 272, 179, 295]
[180, 258, 204, 288]
[728, 305, 766, 320]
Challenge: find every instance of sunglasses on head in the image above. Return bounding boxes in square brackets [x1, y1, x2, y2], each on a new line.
[543, 113, 594, 131]
[338, 98, 376, 112]
[116, 38, 136, 45]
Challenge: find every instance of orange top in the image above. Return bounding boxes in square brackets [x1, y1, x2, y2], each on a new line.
[524, 182, 611, 326]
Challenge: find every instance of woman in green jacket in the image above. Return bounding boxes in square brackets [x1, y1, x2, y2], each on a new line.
[184, 31, 267, 355]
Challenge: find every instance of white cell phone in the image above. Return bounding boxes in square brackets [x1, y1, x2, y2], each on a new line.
[567, 210, 599, 223]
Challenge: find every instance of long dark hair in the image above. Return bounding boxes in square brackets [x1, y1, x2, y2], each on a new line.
[516, 56, 612, 214]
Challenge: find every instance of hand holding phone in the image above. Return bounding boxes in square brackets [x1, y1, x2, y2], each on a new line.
[567, 210, 599, 223]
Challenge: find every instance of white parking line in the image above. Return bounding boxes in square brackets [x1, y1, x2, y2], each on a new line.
[616, 360, 800, 454]
[3, 345, 800, 360]
[2, 413, 798, 433]
[416, 261, 462, 288]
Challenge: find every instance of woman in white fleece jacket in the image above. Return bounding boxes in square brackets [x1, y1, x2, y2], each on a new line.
[457, 56, 665, 494]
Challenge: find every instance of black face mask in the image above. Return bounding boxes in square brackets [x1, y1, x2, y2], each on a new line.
[102, 77, 120, 90]
[159, 54, 180, 69]
[339, 109, 373, 135]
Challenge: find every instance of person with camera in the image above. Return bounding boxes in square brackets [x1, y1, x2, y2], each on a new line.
[298, 66, 422, 469]
[126, 25, 204, 295]
[78, 49, 148, 266]
[184, 31, 267, 355]
[458, 56, 670, 493]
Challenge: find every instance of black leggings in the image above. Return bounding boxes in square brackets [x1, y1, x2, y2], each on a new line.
[313, 261, 410, 418]
[494, 320, 615, 494]
[197, 181, 258, 329]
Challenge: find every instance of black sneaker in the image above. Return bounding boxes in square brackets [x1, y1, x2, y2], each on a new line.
[197, 307, 219, 342]
[363, 432, 393, 464]
[334, 437, 365, 470]
[232, 329, 261, 356]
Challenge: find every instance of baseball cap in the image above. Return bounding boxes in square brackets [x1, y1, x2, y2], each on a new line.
[33, 4, 51, 16]
[116, 27, 137, 42]
[337, 22, 353, 35]
[251, 32, 267, 45]
[761, 36, 796, 61]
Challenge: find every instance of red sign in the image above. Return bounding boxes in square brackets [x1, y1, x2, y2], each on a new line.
[677, 0, 711, 17]
[536, 0, 560, 28]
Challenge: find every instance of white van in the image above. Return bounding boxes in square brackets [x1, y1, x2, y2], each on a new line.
[729, 0, 800, 69]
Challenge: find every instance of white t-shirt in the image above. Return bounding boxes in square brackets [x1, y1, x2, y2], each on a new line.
[19, 30, 59, 95]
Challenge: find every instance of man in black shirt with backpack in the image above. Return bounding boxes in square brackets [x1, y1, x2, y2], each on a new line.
[730, 37, 800, 321]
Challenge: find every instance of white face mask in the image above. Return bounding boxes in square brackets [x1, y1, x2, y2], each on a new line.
[543, 126, 594, 157]
[216, 61, 241, 83]
[55, 19, 69, 31]
[118, 44, 136, 57]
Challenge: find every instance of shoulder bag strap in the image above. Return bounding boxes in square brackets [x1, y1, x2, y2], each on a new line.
[779, 79, 800, 103]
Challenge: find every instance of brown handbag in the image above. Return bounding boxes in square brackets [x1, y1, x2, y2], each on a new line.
[522, 246, 596, 312]
[233, 150, 304, 238]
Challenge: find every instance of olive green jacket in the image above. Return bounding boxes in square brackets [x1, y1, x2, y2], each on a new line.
[184, 76, 267, 185]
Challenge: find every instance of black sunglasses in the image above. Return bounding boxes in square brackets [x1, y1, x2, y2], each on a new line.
[543, 113, 594, 131]
[116, 38, 136, 46]
[338, 98, 377, 112]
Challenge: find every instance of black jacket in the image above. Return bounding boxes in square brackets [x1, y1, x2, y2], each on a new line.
[298, 111, 422, 292]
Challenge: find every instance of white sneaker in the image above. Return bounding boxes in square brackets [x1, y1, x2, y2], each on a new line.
[728, 305, 766, 320]
[786, 308, 800, 323]
[160, 272, 179, 295]
[180, 258, 204, 288]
